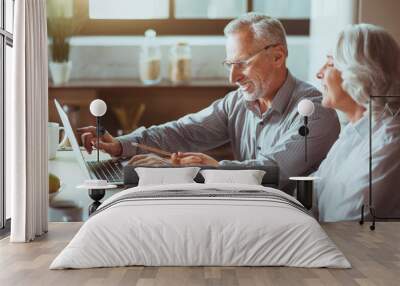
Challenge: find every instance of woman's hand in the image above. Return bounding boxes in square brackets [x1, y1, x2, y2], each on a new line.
[171, 152, 219, 167]
[128, 154, 171, 166]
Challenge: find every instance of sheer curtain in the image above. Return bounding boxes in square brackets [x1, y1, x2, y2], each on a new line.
[9, 0, 48, 242]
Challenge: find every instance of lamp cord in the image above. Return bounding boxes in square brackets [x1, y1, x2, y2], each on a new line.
[96, 117, 100, 162]
[304, 116, 308, 162]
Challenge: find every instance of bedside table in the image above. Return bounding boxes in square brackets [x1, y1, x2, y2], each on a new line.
[77, 182, 118, 215]
[289, 176, 319, 210]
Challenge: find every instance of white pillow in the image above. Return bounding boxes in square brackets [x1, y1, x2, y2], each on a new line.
[200, 169, 266, 185]
[136, 167, 200, 186]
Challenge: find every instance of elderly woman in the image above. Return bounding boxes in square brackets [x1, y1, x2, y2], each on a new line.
[314, 23, 400, 222]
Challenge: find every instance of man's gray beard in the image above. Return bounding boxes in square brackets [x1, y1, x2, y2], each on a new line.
[242, 90, 264, 101]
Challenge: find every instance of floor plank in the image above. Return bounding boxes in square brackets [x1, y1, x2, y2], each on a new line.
[0, 222, 399, 286]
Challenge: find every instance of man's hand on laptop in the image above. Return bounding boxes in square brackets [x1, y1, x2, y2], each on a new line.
[77, 126, 122, 157]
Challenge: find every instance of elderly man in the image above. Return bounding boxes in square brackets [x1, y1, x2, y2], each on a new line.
[79, 13, 340, 192]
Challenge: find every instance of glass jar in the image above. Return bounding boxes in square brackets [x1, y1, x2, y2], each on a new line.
[139, 29, 162, 85]
[169, 42, 191, 84]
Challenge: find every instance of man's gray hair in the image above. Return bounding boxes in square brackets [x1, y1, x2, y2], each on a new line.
[334, 23, 400, 115]
[224, 12, 288, 55]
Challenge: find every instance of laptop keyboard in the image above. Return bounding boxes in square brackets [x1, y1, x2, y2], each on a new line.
[87, 160, 123, 183]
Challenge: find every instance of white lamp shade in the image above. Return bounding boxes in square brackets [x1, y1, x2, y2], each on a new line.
[90, 99, 107, 117]
[297, 99, 315, 117]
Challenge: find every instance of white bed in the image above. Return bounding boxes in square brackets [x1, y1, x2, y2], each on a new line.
[50, 183, 350, 269]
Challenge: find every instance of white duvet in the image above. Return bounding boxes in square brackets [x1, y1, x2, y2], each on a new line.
[50, 183, 350, 269]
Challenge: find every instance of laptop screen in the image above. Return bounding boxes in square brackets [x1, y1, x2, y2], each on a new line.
[54, 99, 92, 179]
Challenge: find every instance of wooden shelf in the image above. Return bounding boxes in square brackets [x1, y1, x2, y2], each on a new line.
[49, 78, 234, 89]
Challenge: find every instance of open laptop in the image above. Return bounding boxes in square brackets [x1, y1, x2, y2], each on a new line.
[54, 99, 126, 185]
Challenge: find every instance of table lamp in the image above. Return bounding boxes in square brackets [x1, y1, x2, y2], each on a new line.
[297, 99, 315, 162]
[89, 99, 107, 162]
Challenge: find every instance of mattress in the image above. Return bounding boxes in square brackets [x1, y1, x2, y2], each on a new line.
[50, 183, 350, 269]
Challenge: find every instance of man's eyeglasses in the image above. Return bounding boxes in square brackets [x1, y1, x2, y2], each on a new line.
[222, 43, 280, 71]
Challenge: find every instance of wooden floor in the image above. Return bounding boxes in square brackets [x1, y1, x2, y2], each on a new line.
[0, 222, 399, 286]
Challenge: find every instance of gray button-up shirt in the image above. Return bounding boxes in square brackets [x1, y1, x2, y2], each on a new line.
[117, 71, 340, 191]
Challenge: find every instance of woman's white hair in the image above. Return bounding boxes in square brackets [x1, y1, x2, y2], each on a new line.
[224, 12, 288, 55]
[334, 23, 400, 116]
